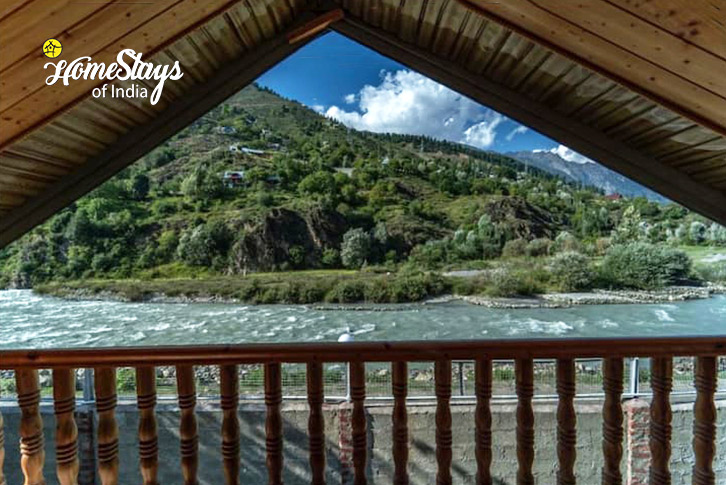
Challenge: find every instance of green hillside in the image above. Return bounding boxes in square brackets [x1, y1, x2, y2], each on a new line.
[2, 83, 725, 302]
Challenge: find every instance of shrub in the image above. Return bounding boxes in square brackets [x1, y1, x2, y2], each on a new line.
[486, 268, 543, 297]
[326, 280, 366, 303]
[552, 231, 581, 253]
[387, 272, 448, 303]
[321, 248, 341, 268]
[601, 243, 692, 289]
[116, 368, 136, 393]
[502, 238, 528, 258]
[151, 199, 177, 217]
[526, 238, 551, 257]
[695, 262, 726, 283]
[549, 251, 594, 291]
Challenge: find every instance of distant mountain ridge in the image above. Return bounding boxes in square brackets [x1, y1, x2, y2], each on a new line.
[508, 150, 667, 202]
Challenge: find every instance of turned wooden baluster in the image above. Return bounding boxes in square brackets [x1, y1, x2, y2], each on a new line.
[350, 361, 367, 485]
[392, 361, 409, 485]
[692, 356, 716, 485]
[95, 367, 119, 485]
[220, 365, 240, 485]
[556, 359, 576, 485]
[475, 358, 492, 485]
[16, 369, 45, 485]
[307, 362, 325, 485]
[435, 360, 452, 485]
[602, 358, 623, 485]
[136, 366, 158, 484]
[650, 357, 672, 485]
[53, 369, 79, 485]
[176, 365, 199, 484]
[516, 359, 535, 485]
[0, 405, 5, 485]
[265, 363, 283, 485]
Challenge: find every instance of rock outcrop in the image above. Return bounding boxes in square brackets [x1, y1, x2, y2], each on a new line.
[229, 206, 347, 272]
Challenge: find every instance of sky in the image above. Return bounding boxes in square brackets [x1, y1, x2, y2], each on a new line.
[257, 32, 588, 160]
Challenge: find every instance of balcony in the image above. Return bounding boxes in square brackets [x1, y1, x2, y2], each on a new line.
[0, 336, 723, 484]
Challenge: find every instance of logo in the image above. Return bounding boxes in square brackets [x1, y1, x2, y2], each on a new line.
[43, 39, 62, 58]
[44, 48, 183, 105]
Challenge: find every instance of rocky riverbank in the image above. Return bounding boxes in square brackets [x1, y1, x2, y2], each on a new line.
[455, 285, 726, 309]
[33, 281, 726, 309]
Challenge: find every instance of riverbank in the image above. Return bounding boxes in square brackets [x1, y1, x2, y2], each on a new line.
[33, 273, 726, 308]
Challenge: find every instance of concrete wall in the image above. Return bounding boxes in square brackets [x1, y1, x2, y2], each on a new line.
[2, 399, 726, 484]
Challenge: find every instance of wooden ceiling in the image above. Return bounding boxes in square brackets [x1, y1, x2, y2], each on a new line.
[1, 0, 726, 247]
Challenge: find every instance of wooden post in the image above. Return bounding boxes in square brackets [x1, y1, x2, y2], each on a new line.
[602, 358, 623, 485]
[95, 367, 119, 485]
[392, 361, 409, 485]
[350, 361, 367, 485]
[475, 358, 492, 485]
[435, 360, 452, 485]
[53, 368, 79, 485]
[650, 357, 672, 485]
[176, 365, 198, 485]
[692, 356, 716, 485]
[220, 365, 240, 485]
[306, 362, 325, 485]
[136, 366, 158, 485]
[265, 363, 283, 485]
[16, 369, 45, 485]
[516, 359, 535, 485]
[556, 359, 576, 485]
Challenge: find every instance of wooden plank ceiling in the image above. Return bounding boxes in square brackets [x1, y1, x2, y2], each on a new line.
[1, 0, 726, 247]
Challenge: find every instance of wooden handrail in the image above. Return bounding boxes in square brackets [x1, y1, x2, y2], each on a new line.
[2, 336, 726, 368]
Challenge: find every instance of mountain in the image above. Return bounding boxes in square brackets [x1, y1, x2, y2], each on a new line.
[508, 150, 667, 202]
[1, 83, 697, 291]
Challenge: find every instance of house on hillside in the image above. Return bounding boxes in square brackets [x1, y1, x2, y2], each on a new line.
[605, 193, 623, 201]
[215, 126, 236, 135]
[222, 170, 246, 188]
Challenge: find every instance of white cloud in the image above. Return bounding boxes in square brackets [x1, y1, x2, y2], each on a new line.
[463, 114, 505, 148]
[324, 70, 504, 149]
[344, 93, 356, 104]
[535, 144, 594, 164]
[311, 104, 325, 114]
[506, 125, 528, 141]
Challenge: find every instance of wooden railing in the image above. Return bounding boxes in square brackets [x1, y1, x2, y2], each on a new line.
[0, 336, 724, 484]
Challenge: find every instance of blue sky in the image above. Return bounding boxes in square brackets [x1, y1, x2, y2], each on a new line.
[257, 32, 578, 157]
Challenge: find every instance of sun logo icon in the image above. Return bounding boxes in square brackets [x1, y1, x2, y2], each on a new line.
[42, 39, 62, 58]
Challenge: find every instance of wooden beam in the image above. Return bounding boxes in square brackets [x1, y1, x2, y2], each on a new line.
[454, 0, 726, 137]
[0, 10, 327, 248]
[2, 336, 726, 369]
[287, 8, 344, 44]
[333, 17, 726, 225]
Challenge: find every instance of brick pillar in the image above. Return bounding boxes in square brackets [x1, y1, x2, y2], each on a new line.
[625, 399, 650, 485]
[337, 403, 353, 485]
[76, 407, 97, 485]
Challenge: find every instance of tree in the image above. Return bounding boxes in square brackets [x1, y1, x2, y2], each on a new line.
[341, 228, 371, 269]
[129, 173, 150, 200]
[689, 221, 707, 244]
[298, 170, 336, 197]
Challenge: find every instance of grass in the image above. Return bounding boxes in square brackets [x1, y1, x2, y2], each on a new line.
[677, 245, 726, 264]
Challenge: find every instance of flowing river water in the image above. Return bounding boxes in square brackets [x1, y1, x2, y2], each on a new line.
[1, 289, 725, 349]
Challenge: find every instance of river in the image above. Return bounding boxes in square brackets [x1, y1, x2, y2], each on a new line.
[2, 289, 725, 349]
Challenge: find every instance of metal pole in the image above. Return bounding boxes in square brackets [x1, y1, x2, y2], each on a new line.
[83, 368, 95, 403]
[339, 329, 354, 402]
[629, 357, 640, 397]
[458, 362, 465, 396]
